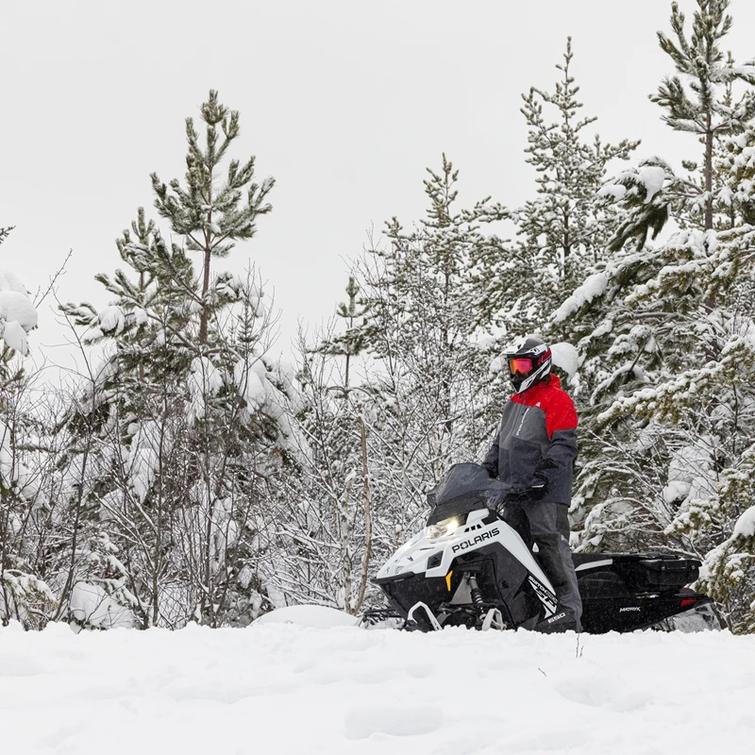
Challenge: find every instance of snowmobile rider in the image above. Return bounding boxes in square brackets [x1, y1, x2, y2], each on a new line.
[483, 335, 583, 632]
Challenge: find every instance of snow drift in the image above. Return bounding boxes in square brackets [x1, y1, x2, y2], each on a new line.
[0, 618, 752, 754]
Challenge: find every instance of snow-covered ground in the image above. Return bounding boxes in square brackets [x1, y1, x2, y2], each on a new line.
[1, 609, 753, 755]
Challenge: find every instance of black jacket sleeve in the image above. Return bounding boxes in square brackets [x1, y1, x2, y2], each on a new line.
[482, 432, 500, 479]
[537, 393, 578, 503]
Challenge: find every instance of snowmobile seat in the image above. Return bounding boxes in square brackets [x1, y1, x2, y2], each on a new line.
[573, 552, 700, 592]
[572, 552, 617, 568]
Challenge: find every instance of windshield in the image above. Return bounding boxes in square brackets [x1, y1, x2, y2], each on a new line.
[426, 463, 507, 525]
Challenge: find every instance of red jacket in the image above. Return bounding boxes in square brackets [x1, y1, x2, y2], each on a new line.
[483, 374, 578, 504]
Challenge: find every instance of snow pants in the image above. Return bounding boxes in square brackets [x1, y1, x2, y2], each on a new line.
[504, 499, 583, 630]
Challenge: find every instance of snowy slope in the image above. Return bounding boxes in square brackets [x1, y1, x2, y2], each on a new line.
[1, 615, 753, 755]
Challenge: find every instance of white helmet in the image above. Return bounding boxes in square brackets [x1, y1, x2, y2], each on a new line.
[503, 335, 552, 393]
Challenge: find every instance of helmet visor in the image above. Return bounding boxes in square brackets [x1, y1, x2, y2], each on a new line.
[508, 357, 534, 376]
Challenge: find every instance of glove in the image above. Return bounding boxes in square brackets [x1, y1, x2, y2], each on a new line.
[505, 474, 548, 503]
[528, 472, 548, 500]
[485, 488, 508, 512]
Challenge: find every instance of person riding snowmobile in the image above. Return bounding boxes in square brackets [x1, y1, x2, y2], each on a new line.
[483, 335, 583, 631]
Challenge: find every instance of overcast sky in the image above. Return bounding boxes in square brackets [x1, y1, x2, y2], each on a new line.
[2, 0, 754, 375]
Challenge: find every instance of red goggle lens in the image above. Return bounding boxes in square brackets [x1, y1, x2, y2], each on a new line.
[508, 357, 534, 376]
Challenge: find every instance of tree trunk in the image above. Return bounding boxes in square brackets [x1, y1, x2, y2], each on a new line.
[198, 241, 212, 345]
[704, 120, 714, 231]
[198, 194, 214, 344]
[354, 410, 373, 614]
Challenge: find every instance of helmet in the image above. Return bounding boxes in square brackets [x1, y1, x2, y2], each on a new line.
[503, 335, 552, 393]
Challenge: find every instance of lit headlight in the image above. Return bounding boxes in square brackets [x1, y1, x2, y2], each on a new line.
[426, 515, 462, 541]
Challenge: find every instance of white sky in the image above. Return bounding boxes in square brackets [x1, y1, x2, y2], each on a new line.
[2, 0, 754, 375]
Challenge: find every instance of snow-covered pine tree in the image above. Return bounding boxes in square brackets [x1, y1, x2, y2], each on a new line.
[0, 231, 58, 628]
[475, 39, 637, 338]
[0, 231, 38, 363]
[0, 375, 58, 629]
[553, 0, 755, 630]
[329, 157, 509, 560]
[57, 209, 193, 629]
[652, 0, 755, 230]
[315, 275, 368, 389]
[58, 91, 287, 628]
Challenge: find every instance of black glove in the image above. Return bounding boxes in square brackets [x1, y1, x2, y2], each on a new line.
[504, 486, 530, 502]
[528, 472, 548, 500]
[505, 474, 548, 503]
[485, 488, 508, 512]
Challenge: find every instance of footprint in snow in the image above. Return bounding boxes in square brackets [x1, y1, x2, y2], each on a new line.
[345, 705, 443, 740]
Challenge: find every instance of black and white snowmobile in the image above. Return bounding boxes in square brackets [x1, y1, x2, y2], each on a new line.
[370, 463, 723, 633]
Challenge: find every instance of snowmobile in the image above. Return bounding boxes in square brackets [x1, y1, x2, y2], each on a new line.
[369, 463, 723, 633]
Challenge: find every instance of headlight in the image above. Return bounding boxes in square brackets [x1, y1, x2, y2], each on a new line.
[426, 515, 462, 541]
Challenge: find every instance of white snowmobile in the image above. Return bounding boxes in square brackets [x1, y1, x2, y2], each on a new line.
[369, 463, 723, 633]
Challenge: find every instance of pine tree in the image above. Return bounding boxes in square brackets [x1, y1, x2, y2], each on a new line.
[652, 0, 755, 230]
[150, 89, 274, 346]
[315, 275, 368, 389]
[0, 226, 56, 628]
[476, 40, 637, 337]
[356, 155, 508, 473]
[519, 39, 637, 309]
[553, 1, 755, 630]
[346, 158, 508, 559]
[57, 91, 286, 628]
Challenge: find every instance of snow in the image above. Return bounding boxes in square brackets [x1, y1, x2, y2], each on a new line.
[256, 604, 359, 628]
[662, 442, 714, 504]
[733, 505, 755, 539]
[597, 183, 627, 201]
[474, 333, 498, 350]
[0, 270, 28, 294]
[2, 320, 28, 354]
[69, 582, 136, 630]
[98, 305, 125, 335]
[637, 164, 666, 202]
[488, 355, 504, 374]
[0, 270, 37, 354]
[127, 420, 162, 503]
[1, 620, 753, 754]
[552, 271, 609, 323]
[187, 356, 223, 423]
[233, 358, 268, 411]
[0, 291, 38, 331]
[550, 341, 579, 377]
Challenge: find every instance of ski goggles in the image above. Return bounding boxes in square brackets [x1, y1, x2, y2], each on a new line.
[508, 357, 534, 376]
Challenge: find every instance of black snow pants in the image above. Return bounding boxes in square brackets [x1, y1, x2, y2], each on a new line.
[504, 498, 582, 630]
